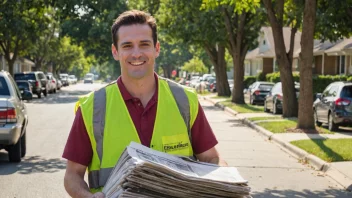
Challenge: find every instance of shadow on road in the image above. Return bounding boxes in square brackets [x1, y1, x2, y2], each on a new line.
[252, 188, 351, 198]
[0, 154, 66, 175]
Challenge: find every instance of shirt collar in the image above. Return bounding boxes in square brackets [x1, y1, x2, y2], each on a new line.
[117, 73, 159, 102]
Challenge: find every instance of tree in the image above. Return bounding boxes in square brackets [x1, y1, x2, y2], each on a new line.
[297, 0, 317, 129]
[0, 1, 50, 75]
[156, 33, 193, 79]
[203, 0, 263, 102]
[28, 7, 59, 71]
[262, 0, 303, 117]
[50, 36, 90, 77]
[182, 57, 208, 74]
[158, 0, 231, 96]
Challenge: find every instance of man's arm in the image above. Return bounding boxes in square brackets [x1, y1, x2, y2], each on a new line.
[64, 160, 94, 197]
[196, 147, 228, 166]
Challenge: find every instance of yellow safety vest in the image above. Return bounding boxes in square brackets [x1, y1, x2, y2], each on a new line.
[77, 77, 199, 192]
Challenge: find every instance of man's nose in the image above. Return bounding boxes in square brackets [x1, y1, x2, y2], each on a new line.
[131, 46, 142, 58]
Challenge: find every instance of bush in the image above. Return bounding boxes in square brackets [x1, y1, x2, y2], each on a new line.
[244, 76, 257, 88]
[264, 72, 351, 94]
[256, 72, 266, 81]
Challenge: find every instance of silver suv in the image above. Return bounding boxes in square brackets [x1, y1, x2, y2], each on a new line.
[0, 71, 31, 162]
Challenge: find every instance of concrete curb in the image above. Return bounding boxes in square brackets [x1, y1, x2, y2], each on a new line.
[199, 95, 352, 192]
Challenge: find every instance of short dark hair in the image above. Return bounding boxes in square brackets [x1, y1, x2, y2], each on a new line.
[111, 10, 157, 49]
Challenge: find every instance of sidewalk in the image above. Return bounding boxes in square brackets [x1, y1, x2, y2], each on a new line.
[199, 94, 352, 192]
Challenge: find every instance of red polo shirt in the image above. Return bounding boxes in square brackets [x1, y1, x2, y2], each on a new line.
[63, 76, 218, 166]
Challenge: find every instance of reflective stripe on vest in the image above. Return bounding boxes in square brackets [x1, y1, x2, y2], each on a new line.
[88, 78, 193, 189]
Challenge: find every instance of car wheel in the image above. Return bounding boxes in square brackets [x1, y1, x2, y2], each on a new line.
[328, 113, 338, 131]
[264, 101, 269, 112]
[37, 92, 41, 99]
[20, 131, 26, 158]
[314, 110, 322, 127]
[8, 138, 21, 163]
[54, 88, 56, 93]
[44, 90, 47, 97]
[273, 101, 278, 114]
[250, 95, 255, 105]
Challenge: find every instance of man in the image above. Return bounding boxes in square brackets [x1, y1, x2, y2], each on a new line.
[63, 10, 227, 198]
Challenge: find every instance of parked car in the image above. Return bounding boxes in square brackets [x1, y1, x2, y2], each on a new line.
[68, 75, 77, 84]
[60, 73, 69, 86]
[205, 77, 216, 91]
[245, 82, 274, 105]
[15, 80, 33, 100]
[14, 71, 49, 98]
[264, 82, 300, 114]
[0, 71, 30, 162]
[84, 73, 94, 84]
[46, 74, 57, 93]
[313, 82, 352, 131]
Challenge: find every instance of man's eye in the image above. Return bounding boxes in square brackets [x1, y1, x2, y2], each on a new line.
[123, 45, 131, 48]
[141, 43, 150, 46]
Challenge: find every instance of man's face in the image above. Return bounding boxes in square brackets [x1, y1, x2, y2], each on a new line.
[112, 24, 160, 80]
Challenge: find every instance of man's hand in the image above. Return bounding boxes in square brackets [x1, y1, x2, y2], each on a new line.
[196, 147, 228, 166]
[92, 192, 105, 198]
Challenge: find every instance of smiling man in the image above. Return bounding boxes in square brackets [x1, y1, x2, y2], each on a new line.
[62, 10, 227, 198]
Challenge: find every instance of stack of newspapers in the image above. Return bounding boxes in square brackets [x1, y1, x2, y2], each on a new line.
[102, 142, 251, 198]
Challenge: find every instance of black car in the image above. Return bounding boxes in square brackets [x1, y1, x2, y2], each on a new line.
[313, 82, 352, 131]
[14, 72, 49, 98]
[245, 82, 274, 105]
[264, 82, 300, 114]
[15, 80, 33, 100]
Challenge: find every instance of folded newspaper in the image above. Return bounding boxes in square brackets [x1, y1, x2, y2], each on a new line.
[102, 142, 251, 198]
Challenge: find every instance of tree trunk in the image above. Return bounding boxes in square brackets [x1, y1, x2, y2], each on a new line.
[204, 44, 231, 97]
[263, 0, 298, 117]
[231, 50, 245, 104]
[8, 60, 15, 76]
[297, 0, 317, 129]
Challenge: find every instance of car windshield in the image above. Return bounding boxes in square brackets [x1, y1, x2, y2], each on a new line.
[14, 73, 35, 81]
[341, 86, 352, 98]
[0, 77, 10, 96]
[259, 84, 274, 91]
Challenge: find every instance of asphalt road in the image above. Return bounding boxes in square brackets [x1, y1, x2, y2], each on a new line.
[0, 82, 350, 197]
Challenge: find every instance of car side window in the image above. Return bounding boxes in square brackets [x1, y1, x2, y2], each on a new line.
[7, 75, 22, 100]
[323, 86, 330, 97]
[328, 86, 338, 97]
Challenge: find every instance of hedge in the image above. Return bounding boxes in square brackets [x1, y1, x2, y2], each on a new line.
[244, 72, 351, 94]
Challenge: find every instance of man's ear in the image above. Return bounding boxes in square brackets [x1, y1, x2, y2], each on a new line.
[155, 41, 160, 58]
[111, 44, 119, 61]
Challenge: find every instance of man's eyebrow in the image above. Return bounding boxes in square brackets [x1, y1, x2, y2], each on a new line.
[140, 40, 152, 44]
[120, 42, 132, 46]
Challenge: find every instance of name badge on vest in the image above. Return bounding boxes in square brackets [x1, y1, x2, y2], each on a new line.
[161, 134, 191, 156]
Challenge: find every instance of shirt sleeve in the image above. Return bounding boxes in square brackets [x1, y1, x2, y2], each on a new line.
[62, 107, 93, 166]
[190, 102, 218, 154]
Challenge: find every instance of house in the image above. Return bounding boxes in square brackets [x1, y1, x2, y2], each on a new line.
[293, 38, 352, 75]
[0, 54, 35, 73]
[244, 27, 301, 76]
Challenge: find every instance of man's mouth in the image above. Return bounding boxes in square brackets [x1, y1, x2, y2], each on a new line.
[129, 61, 146, 66]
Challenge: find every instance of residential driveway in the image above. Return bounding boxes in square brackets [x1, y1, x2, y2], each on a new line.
[200, 99, 352, 197]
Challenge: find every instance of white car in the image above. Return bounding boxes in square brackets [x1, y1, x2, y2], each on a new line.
[68, 75, 77, 84]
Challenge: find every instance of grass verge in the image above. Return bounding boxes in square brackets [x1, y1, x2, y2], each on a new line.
[291, 139, 352, 162]
[211, 95, 231, 99]
[256, 120, 334, 134]
[248, 117, 283, 122]
[219, 99, 264, 113]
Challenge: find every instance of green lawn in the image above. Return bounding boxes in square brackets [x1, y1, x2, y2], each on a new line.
[198, 90, 212, 96]
[211, 95, 231, 99]
[219, 99, 264, 113]
[248, 117, 283, 122]
[256, 120, 334, 134]
[291, 139, 352, 162]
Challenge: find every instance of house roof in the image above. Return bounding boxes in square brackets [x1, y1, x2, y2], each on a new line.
[325, 38, 352, 55]
[245, 47, 259, 59]
[246, 27, 302, 60]
[294, 40, 335, 57]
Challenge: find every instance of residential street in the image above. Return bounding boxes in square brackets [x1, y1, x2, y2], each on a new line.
[0, 83, 350, 197]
